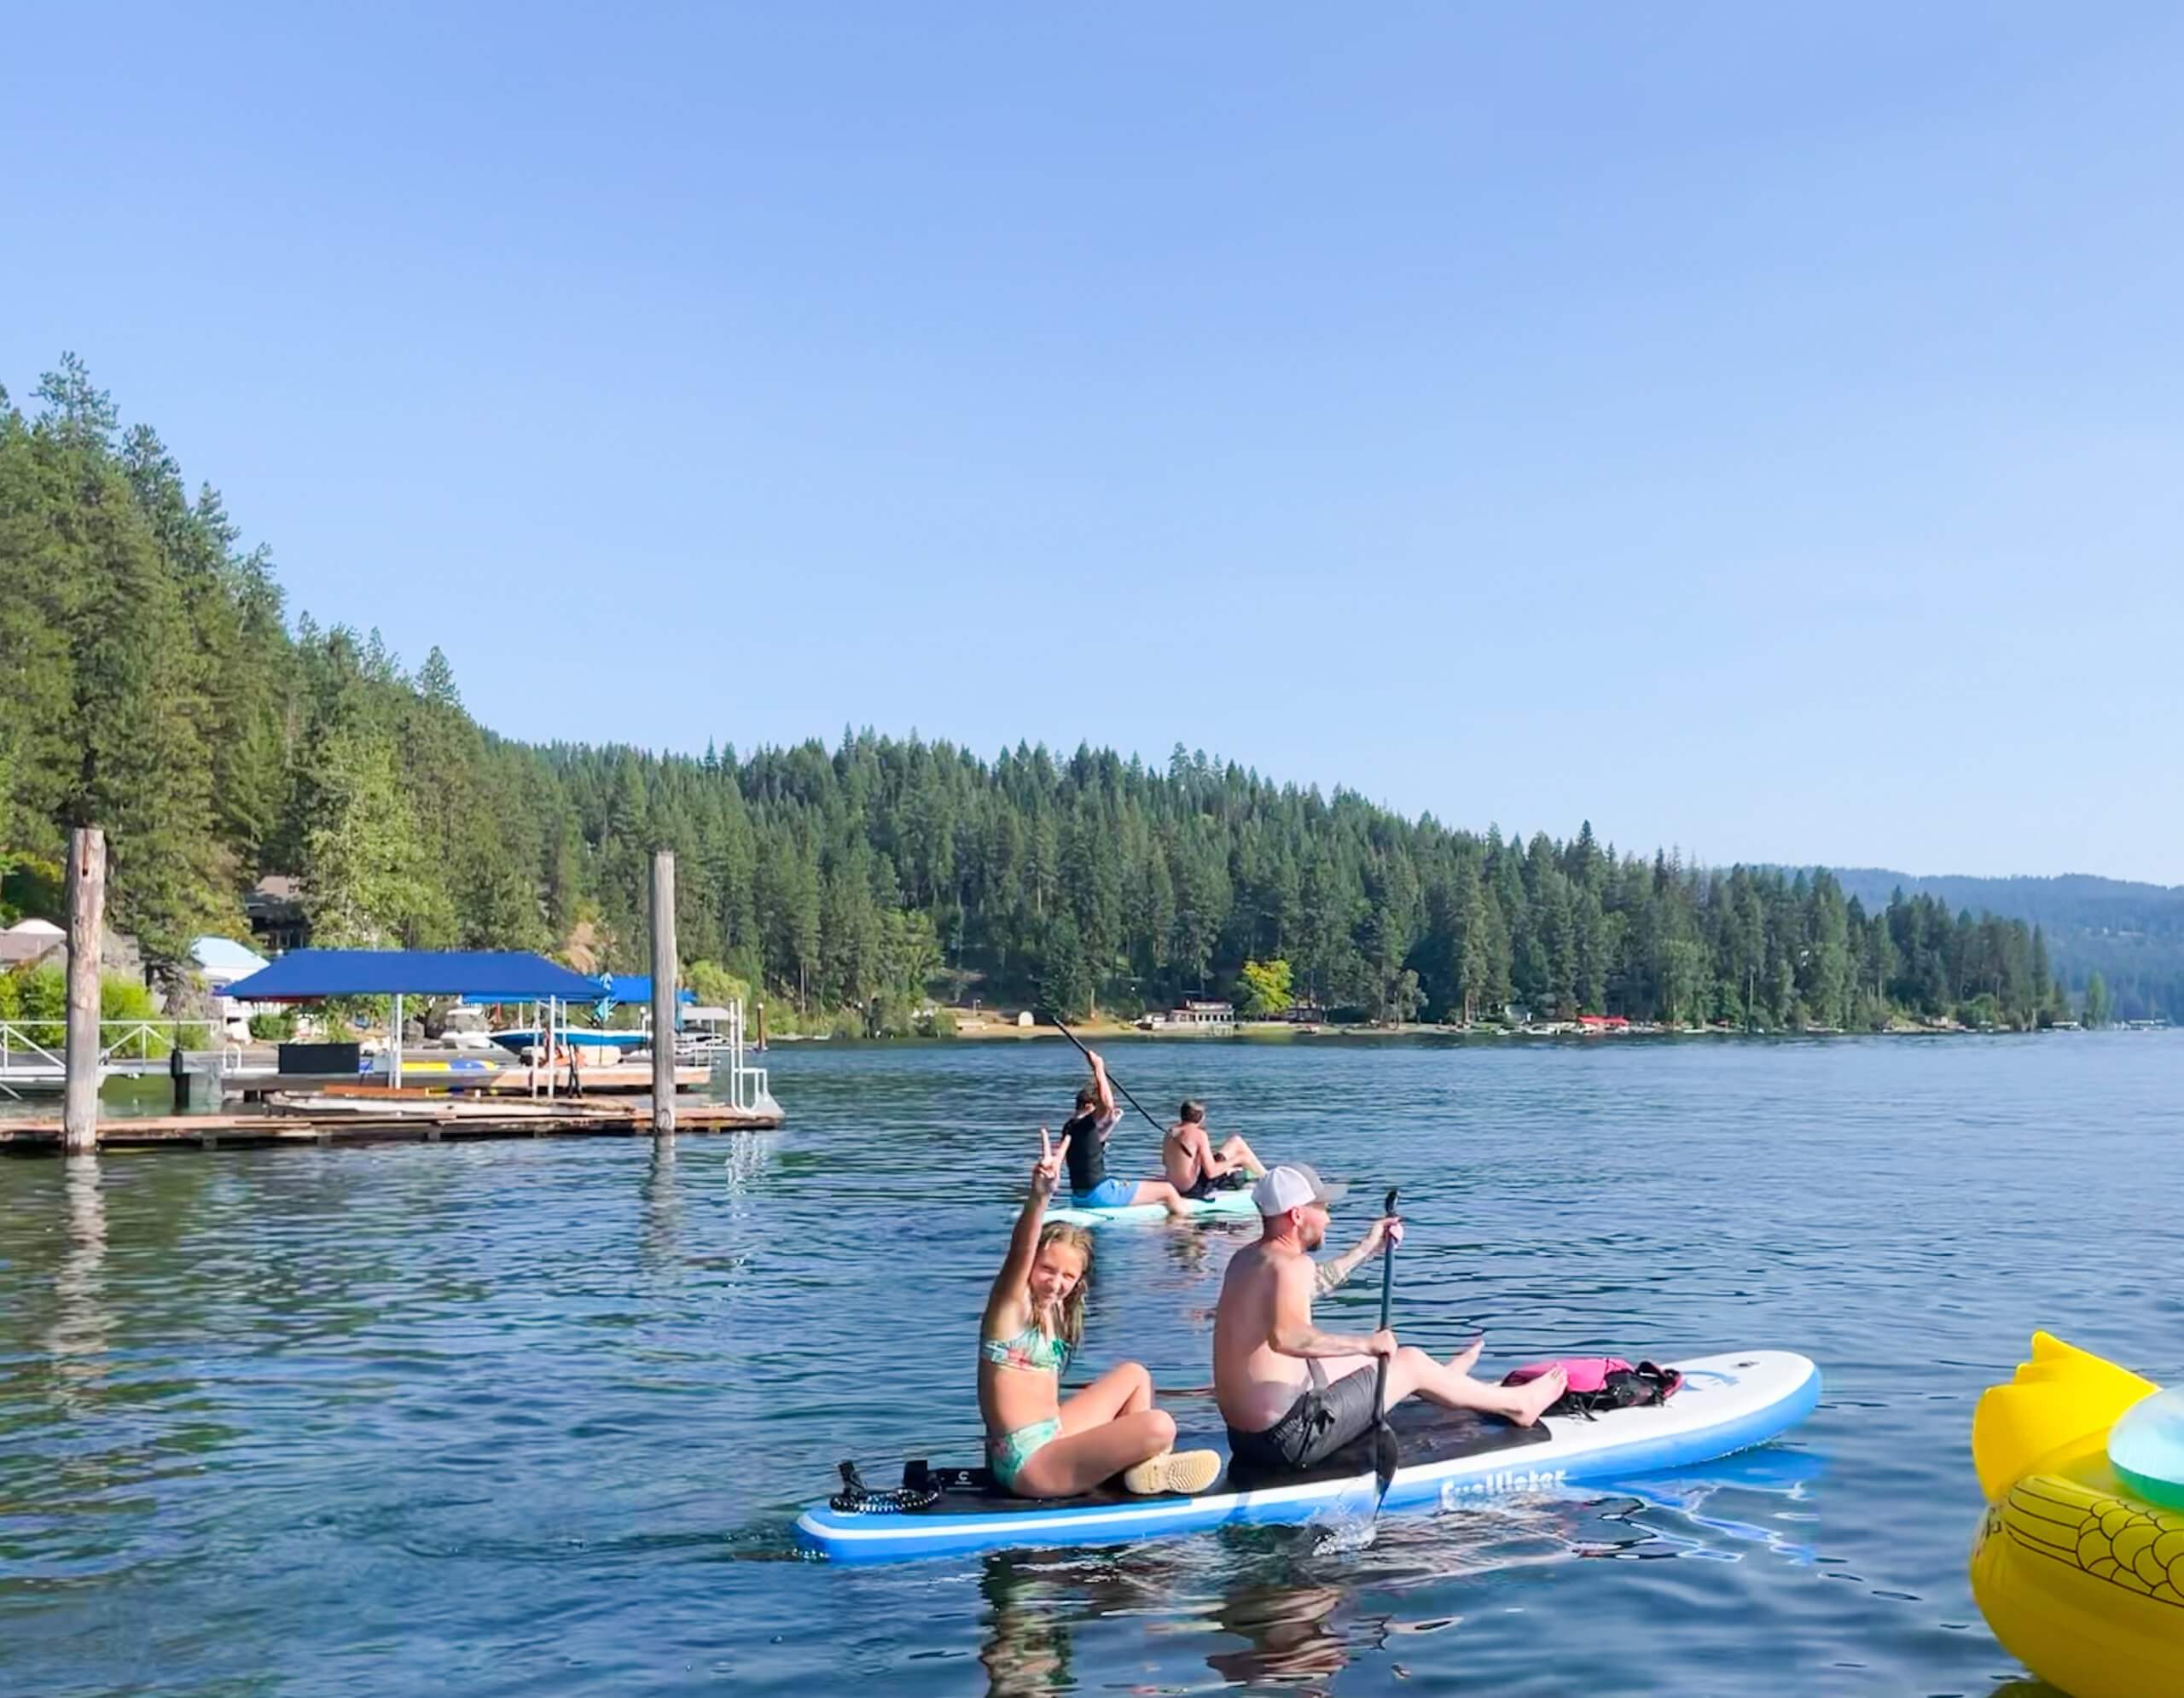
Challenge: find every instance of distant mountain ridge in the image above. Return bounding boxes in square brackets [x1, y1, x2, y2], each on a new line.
[1823, 868, 2183, 1021]
[1827, 868, 2184, 923]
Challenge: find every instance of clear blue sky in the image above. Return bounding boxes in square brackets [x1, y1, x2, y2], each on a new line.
[6, 6, 2181, 882]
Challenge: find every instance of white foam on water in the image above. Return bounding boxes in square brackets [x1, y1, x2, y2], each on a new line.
[1312, 1480, 1389, 1555]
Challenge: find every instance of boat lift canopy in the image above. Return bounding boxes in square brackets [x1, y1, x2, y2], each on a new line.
[216, 950, 603, 1095]
[592, 975, 694, 1009]
[218, 950, 600, 1003]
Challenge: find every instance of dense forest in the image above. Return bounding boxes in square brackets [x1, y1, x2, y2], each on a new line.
[1827, 869, 2181, 1025]
[0, 359, 2150, 1034]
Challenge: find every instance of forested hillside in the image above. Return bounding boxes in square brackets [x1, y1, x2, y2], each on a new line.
[0, 359, 2118, 1032]
[1829, 870, 2181, 1023]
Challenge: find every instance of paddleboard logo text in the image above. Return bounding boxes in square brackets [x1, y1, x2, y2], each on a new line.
[1440, 1468, 1567, 1504]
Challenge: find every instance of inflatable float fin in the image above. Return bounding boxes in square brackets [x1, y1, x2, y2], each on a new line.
[1972, 1331, 2156, 1503]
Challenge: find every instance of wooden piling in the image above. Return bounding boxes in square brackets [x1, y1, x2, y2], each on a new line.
[649, 850, 677, 1134]
[63, 827, 105, 1154]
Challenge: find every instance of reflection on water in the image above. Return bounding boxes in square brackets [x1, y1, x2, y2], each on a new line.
[964, 1464, 1847, 1698]
[976, 1546, 1359, 1697]
[1158, 1218, 1244, 1277]
[1593, 1448, 1827, 1566]
[1205, 1579, 1350, 1691]
[723, 1127, 775, 1200]
[45, 1154, 109, 1403]
[0, 1033, 2177, 1695]
[977, 1555, 1073, 1697]
[642, 1136, 680, 1271]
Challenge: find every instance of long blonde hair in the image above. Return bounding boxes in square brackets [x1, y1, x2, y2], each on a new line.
[1034, 1222, 1095, 1349]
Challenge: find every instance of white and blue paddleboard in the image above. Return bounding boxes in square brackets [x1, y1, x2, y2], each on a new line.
[1045, 1186, 1262, 1229]
[794, 1348, 1819, 1564]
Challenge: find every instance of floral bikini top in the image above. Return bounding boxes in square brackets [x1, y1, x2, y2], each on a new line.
[980, 1322, 1072, 1376]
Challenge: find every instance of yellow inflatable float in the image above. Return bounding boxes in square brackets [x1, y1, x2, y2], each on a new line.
[1970, 1332, 2183, 1698]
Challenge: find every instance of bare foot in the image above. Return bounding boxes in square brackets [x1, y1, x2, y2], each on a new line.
[1506, 1367, 1566, 1427]
[1447, 1335, 1484, 1376]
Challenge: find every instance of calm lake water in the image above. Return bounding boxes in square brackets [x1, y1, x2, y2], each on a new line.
[3, 1032, 2178, 1696]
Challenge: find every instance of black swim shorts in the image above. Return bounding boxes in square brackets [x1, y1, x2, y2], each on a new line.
[1226, 1364, 1381, 1473]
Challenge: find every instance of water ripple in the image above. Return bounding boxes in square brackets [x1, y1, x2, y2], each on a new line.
[4, 1032, 2177, 1695]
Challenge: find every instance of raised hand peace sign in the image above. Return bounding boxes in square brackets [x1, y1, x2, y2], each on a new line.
[1031, 1125, 1072, 1200]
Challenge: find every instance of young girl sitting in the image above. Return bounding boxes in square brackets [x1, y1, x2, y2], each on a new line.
[979, 1126, 1219, 1497]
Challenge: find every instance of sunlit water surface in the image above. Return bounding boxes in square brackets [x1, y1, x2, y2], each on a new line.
[3, 1032, 2177, 1695]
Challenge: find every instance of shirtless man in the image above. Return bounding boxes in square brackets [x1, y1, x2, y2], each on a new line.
[1211, 1165, 1565, 1475]
[1061, 1050, 1191, 1218]
[1163, 1101, 1265, 1198]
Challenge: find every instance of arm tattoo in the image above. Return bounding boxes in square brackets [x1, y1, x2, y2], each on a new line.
[1313, 1233, 1379, 1296]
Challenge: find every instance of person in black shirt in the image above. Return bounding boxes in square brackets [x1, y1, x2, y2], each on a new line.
[1060, 1049, 1191, 1217]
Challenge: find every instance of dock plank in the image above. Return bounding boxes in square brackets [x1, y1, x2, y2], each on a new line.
[0, 1097, 782, 1152]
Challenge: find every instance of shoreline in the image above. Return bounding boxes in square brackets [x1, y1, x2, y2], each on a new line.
[931, 1015, 2161, 1043]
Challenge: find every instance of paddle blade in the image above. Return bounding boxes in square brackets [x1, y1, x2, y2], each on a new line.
[1374, 1422, 1399, 1497]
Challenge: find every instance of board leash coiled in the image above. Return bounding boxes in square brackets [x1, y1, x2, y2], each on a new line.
[829, 1460, 938, 1515]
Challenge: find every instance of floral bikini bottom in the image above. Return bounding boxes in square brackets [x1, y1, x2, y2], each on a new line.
[986, 1418, 1063, 1492]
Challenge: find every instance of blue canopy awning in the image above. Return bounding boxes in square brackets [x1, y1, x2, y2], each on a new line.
[594, 974, 694, 1008]
[219, 950, 602, 1003]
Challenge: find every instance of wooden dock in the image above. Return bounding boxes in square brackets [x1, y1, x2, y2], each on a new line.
[0, 1092, 783, 1154]
[481, 1062, 711, 1095]
[217, 1063, 713, 1101]
[16, 838, 784, 1159]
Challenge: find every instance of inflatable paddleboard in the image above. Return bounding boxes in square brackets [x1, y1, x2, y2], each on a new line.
[1045, 1186, 1261, 1228]
[795, 1347, 1819, 1563]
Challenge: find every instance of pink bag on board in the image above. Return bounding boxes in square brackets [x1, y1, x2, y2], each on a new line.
[1502, 1357, 1634, 1394]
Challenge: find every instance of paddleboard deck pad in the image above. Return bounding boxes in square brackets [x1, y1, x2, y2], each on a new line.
[794, 1348, 1819, 1563]
[1044, 1185, 1261, 1228]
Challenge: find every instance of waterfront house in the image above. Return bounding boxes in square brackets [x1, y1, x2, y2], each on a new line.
[246, 875, 309, 954]
[0, 917, 66, 971]
[192, 936, 271, 1038]
[1, 916, 144, 980]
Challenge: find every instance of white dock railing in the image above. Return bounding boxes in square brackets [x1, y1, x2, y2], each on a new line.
[715, 1000, 773, 1114]
[0, 1021, 67, 1095]
[0, 1019, 254, 1097]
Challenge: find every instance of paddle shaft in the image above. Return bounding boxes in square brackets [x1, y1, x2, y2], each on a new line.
[1374, 1187, 1398, 1393]
[1371, 1185, 1400, 1495]
[1050, 1014, 1171, 1140]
